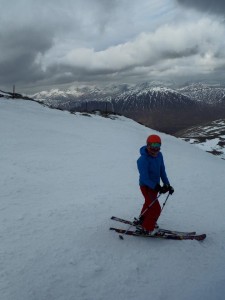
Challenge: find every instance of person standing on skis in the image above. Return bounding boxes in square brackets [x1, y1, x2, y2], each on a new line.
[137, 134, 174, 235]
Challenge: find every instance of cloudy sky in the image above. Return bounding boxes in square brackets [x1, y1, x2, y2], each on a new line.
[1, 0, 225, 93]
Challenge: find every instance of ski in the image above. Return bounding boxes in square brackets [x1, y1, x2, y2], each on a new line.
[111, 216, 196, 236]
[110, 227, 206, 241]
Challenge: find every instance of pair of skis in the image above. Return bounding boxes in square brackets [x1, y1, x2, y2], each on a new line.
[110, 216, 206, 241]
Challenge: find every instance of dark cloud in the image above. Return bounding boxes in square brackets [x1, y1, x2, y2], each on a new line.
[161, 46, 199, 60]
[1, 0, 225, 93]
[0, 27, 54, 85]
[176, 0, 225, 15]
[0, 0, 125, 91]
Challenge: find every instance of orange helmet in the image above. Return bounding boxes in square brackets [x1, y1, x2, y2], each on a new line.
[146, 134, 161, 144]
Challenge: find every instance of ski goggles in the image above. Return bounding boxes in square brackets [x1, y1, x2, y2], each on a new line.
[147, 142, 161, 151]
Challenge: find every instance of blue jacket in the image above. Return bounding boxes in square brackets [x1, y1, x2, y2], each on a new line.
[137, 146, 170, 189]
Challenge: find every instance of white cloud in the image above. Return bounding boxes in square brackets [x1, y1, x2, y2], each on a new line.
[47, 17, 225, 78]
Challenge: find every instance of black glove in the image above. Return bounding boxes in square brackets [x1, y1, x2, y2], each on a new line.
[161, 184, 170, 194]
[154, 183, 163, 193]
[160, 184, 174, 195]
[168, 185, 174, 195]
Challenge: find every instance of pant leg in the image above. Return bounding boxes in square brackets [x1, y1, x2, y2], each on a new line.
[140, 185, 161, 231]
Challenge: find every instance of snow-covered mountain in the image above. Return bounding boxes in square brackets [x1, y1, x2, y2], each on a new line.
[32, 84, 207, 134]
[32, 82, 225, 105]
[111, 86, 204, 133]
[32, 84, 131, 102]
[113, 86, 192, 108]
[178, 83, 225, 105]
[31, 82, 225, 134]
[1, 97, 225, 300]
[176, 119, 225, 159]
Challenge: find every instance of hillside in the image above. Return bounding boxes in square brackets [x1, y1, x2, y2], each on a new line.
[0, 98, 225, 300]
[176, 119, 225, 159]
[0, 89, 33, 101]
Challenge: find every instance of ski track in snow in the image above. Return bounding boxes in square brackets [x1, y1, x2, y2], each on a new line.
[0, 98, 225, 300]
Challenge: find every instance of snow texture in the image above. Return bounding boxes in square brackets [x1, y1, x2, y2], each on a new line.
[0, 98, 225, 300]
[180, 119, 225, 159]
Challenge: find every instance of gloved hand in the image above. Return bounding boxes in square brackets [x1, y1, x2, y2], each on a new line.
[160, 184, 175, 194]
[154, 183, 163, 193]
[168, 185, 174, 195]
[161, 184, 170, 194]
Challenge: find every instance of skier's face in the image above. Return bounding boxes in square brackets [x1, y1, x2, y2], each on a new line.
[147, 143, 161, 157]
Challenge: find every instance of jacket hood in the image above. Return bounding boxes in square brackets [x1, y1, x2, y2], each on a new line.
[140, 146, 148, 156]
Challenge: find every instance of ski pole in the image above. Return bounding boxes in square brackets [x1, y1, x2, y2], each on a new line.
[138, 193, 162, 220]
[160, 192, 170, 214]
[119, 193, 162, 240]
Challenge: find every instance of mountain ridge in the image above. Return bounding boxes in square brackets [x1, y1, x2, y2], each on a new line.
[31, 82, 225, 105]
[30, 82, 225, 134]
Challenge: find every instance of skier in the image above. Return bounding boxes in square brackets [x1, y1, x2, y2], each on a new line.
[137, 134, 174, 235]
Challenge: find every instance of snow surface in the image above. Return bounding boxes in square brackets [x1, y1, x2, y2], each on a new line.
[179, 119, 225, 159]
[197, 138, 221, 151]
[1, 98, 225, 300]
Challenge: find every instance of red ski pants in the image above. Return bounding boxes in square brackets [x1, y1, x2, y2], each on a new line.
[140, 185, 161, 231]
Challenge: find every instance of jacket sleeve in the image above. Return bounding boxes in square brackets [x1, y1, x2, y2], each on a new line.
[160, 155, 170, 185]
[137, 157, 156, 189]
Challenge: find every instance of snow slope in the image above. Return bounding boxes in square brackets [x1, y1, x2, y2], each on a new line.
[0, 98, 225, 300]
[178, 119, 225, 160]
